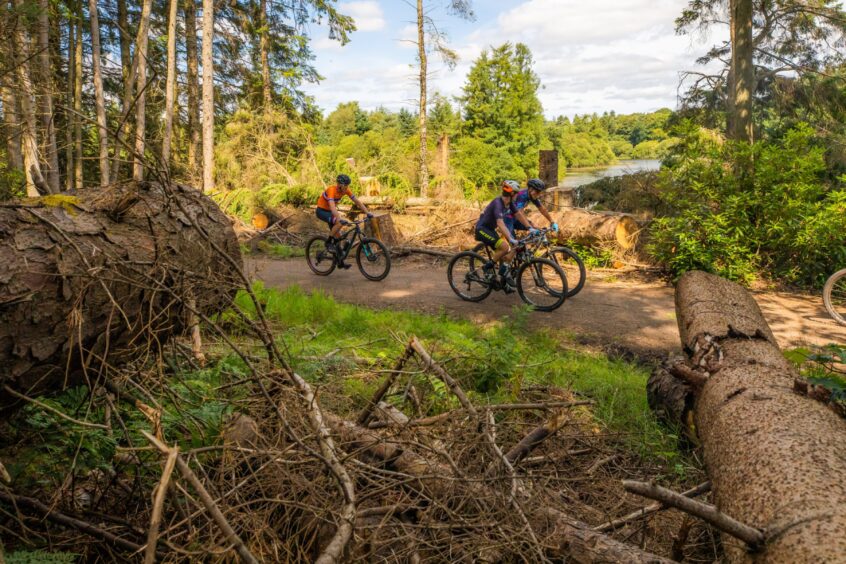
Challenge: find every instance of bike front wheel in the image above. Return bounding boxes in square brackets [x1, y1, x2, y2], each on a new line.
[356, 238, 391, 281]
[305, 236, 336, 276]
[516, 258, 568, 312]
[823, 268, 846, 326]
[447, 251, 493, 302]
[546, 247, 586, 298]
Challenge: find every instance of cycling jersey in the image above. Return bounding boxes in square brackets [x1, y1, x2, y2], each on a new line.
[506, 189, 541, 219]
[477, 197, 518, 231]
[317, 184, 353, 211]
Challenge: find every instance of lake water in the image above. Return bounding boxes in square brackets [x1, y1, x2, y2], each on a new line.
[560, 159, 661, 190]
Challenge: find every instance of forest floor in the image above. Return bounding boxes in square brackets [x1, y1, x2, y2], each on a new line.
[250, 255, 844, 357]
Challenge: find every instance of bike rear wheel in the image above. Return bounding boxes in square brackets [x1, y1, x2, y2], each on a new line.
[546, 247, 586, 298]
[516, 258, 568, 311]
[356, 238, 391, 281]
[305, 236, 336, 276]
[448, 251, 493, 302]
[823, 268, 846, 326]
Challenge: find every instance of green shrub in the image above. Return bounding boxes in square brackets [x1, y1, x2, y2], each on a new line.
[0, 160, 25, 201]
[451, 137, 523, 189]
[257, 183, 323, 208]
[649, 122, 846, 286]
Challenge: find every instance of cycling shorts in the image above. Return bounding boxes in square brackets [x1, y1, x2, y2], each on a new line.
[475, 226, 505, 249]
[316, 207, 336, 228]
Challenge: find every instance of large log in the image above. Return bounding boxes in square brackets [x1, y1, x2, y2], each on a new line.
[671, 271, 846, 562]
[0, 182, 241, 409]
[554, 207, 639, 250]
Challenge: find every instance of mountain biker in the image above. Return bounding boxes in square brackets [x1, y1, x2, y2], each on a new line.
[475, 180, 532, 288]
[504, 178, 558, 237]
[316, 174, 373, 269]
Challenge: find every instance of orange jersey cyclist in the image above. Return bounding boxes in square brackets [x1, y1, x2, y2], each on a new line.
[474, 180, 531, 287]
[316, 174, 372, 268]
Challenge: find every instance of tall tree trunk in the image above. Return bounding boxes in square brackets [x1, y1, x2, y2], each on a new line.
[184, 0, 200, 176]
[162, 0, 179, 165]
[73, 3, 83, 189]
[725, 1, 737, 139]
[132, 0, 154, 181]
[111, 0, 139, 182]
[117, 0, 131, 84]
[260, 0, 272, 109]
[11, 0, 49, 196]
[416, 0, 428, 197]
[65, 12, 75, 190]
[730, 0, 754, 144]
[201, 0, 214, 193]
[88, 0, 110, 187]
[1, 81, 23, 170]
[37, 0, 60, 193]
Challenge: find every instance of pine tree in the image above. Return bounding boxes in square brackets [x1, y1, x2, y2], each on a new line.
[461, 43, 544, 176]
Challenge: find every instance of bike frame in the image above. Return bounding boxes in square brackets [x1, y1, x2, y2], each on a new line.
[333, 218, 369, 261]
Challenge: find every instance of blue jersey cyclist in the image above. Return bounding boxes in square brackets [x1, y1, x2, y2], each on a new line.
[504, 178, 558, 236]
[475, 180, 533, 286]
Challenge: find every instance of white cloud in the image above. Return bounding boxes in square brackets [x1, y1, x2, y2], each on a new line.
[342, 1, 386, 32]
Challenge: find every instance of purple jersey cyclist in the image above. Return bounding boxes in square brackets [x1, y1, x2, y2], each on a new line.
[474, 180, 533, 286]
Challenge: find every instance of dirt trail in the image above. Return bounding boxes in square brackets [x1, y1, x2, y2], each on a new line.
[250, 258, 844, 357]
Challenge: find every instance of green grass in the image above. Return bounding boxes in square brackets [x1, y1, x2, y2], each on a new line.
[241, 241, 305, 258]
[234, 283, 680, 461]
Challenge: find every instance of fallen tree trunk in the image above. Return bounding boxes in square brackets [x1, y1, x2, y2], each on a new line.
[554, 208, 639, 250]
[0, 182, 241, 410]
[664, 271, 846, 562]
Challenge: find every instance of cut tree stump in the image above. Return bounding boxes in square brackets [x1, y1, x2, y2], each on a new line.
[553, 208, 639, 250]
[0, 182, 241, 411]
[661, 271, 846, 563]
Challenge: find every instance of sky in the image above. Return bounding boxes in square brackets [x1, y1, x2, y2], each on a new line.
[301, 0, 727, 119]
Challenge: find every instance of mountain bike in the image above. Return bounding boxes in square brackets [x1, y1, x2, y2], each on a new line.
[823, 268, 846, 326]
[471, 227, 585, 298]
[447, 228, 568, 312]
[305, 217, 391, 281]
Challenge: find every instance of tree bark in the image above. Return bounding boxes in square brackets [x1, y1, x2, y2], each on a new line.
[73, 2, 83, 188]
[416, 0, 428, 197]
[37, 0, 60, 193]
[10, 0, 49, 196]
[132, 0, 154, 181]
[0, 182, 242, 411]
[162, 0, 179, 166]
[111, 0, 142, 182]
[259, 0, 272, 109]
[88, 0, 110, 187]
[730, 0, 754, 144]
[184, 0, 201, 177]
[554, 208, 640, 250]
[669, 271, 846, 562]
[201, 0, 215, 193]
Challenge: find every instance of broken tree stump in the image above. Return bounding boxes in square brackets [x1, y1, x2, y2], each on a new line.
[663, 271, 846, 562]
[0, 182, 242, 410]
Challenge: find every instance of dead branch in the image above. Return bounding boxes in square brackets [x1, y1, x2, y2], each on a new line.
[357, 339, 414, 425]
[144, 444, 179, 564]
[623, 480, 764, 548]
[505, 409, 571, 465]
[0, 490, 155, 556]
[142, 431, 260, 564]
[594, 481, 711, 532]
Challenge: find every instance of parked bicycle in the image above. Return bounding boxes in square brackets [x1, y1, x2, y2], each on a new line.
[824, 268, 846, 326]
[448, 227, 568, 312]
[305, 217, 391, 281]
[471, 227, 586, 298]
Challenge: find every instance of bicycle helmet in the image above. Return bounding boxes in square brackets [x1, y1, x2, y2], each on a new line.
[527, 178, 545, 191]
[336, 174, 351, 186]
[501, 180, 519, 195]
